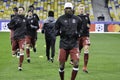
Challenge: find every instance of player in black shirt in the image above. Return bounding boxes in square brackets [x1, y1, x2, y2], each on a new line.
[8, 6, 26, 71]
[77, 4, 91, 73]
[27, 4, 40, 52]
[8, 7, 19, 57]
[55, 2, 82, 80]
[42, 11, 56, 62]
[25, 10, 39, 63]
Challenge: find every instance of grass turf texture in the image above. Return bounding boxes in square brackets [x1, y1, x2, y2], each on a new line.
[0, 32, 120, 80]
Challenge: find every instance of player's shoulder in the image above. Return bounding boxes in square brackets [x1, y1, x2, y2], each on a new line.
[11, 14, 15, 17]
[43, 19, 49, 23]
[73, 15, 82, 21]
[58, 15, 65, 19]
[56, 15, 64, 22]
[73, 15, 79, 18]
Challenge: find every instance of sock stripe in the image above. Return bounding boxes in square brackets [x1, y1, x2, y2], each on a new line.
[84, 51, 89, 54]
[27, 57, 30, 59]
[73, 67, 79, 71]
[20, 53, 24, 56]
[26, 47, 30, 49]
[59, 69, 64, 72]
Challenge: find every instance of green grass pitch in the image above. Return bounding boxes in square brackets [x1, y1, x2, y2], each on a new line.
[0, 32, 120, 80]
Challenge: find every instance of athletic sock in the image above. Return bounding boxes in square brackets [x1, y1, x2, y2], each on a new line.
[59, 69, 64, 80]
[71, 67, 79, 80]
[84, 54, 89, 68]
[19, 53, 24, 67]
[26, 48, 30, 58]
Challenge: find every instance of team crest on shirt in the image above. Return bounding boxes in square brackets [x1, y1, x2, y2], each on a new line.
[31, 20, 33, 23]
[85, 17, 88, 20]
[72, 19, 76, 23]
[64, 20, 67, 23]
[23, 19, 26, 22]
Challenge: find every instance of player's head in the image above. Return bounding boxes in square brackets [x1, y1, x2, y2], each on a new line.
[18, 6, 25, 15]
[13, 7, 18, 14]
[64, 2, 73, 17]
[28, 10, 33, 17]
[48, 11, 54, 17]
[78, 4, 85, 14]
[29, 4, 34, 11]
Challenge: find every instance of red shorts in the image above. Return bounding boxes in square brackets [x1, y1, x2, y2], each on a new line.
[25, 36, 36, 46]
[58, 48, 80, 62]
[12, 39, 25, 51]
[78, 36, 90, 50]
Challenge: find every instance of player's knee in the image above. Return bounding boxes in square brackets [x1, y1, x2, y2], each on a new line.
[73, 60, 79, 71]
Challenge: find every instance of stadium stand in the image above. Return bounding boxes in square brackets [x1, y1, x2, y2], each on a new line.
[108, 0, 120, 21]
[0, 0, 94, 21]
[92, 0, 112, 21]
[1, 0, 120, 21]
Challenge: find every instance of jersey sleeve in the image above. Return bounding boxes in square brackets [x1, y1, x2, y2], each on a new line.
[55, 18, 61, 36]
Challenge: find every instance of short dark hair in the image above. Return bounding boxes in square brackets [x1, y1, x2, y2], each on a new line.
[29, 4, 34, 9]
[29, 4, 34, 11]
[48, 11, 54, 17]
[13, 7, 18, 12]
[18, 6, 25, 11]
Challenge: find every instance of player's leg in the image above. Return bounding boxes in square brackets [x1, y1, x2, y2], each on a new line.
[16, 48, 20, 58]
[12, 39, 18, 57]
[45, 38, 51, 61]
[59, 62, 65, 80]
[83, 37, 90, 73]
[25, 36, 31, 63]
[32, 32, 38, 52]
[58, 48, 67, 80]
[70, 37, 83, 65]
[83, 45, 90, 73]
[18, 39, 25, 71]
[70, 48, 80, 80]
[32, 38, 37, 53]
[50, 38, 56, 62]
[26, 43, 31, 63]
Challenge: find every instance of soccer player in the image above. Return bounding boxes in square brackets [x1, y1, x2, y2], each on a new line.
[27, 4, 40, 52]
[8, 7, 20, 57]
[55, 2, 82, 80]
[25, 10, 39, 63]
[42, 11, 56, 63]
[8, 6, 26, 71]
[11, 7, 18, 19]
[77, 4, 91, 73]
[28, 4, 40, 21]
